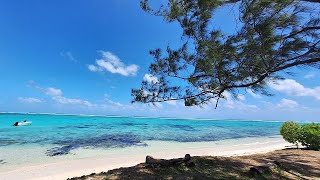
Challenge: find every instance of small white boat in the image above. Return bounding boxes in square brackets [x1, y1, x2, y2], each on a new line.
[18, 121, 32, 126]
[13, 120, 32, 126]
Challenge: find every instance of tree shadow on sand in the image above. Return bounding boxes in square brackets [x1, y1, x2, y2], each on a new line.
[253, 148, 320, 179]
[70, 158, 254, 180]
[68, 149, 320, 180]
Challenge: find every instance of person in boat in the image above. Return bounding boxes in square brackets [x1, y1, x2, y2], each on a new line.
[13, 122, 19, 126]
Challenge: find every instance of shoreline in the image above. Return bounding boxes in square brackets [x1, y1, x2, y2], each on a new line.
[0, 136, 292, 180]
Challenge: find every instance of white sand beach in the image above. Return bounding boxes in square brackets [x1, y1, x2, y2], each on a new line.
[0, 136, 291, 180]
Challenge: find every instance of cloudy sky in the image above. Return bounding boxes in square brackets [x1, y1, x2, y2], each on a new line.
[0, 0, 319, 121]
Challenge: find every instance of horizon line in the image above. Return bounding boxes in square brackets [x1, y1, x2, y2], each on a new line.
[0, 111, 300, 123]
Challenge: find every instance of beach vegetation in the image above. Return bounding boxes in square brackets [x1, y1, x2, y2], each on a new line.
[132, 0, 320, 107]
[280, 121, 301, 148]
[280, 122, 320, 150]
[299, 123, 320, 150]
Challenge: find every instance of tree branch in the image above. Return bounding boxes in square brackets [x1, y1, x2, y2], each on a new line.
[221, 58, 320, 90]
[224, 0, 320, 4]
[284, 26, 320, 39]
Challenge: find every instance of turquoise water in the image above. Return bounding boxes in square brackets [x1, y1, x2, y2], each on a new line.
[0, 113, 283, 157]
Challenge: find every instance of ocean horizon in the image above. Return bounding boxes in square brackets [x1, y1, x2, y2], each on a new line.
[0, 112, 298, 123]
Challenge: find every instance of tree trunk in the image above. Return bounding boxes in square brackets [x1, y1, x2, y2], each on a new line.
[145, 154, 193, 167]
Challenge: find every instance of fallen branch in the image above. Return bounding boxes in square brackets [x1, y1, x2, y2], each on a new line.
[249, 162, 278, 175]
[145, 154, 194, 168]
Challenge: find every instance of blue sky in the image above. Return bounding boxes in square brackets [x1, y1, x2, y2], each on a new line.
[0, 0, 319, 121]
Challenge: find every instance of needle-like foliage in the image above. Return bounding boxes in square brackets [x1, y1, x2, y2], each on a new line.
[132, 0, 320, 107]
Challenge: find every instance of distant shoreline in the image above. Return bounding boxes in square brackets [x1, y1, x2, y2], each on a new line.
[0, 112, 290, 123]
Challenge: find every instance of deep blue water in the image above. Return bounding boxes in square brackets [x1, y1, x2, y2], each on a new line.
[0, 113, 283, 156]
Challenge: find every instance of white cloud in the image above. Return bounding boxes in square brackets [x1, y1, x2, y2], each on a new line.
[246, 89, 262, 98]
[45, 87, 63, 97]
[18, 97, 43, 104]
[88, 51, 139, 76]
[304, 72, 316, 79]
[221, 91, 258, 111]
[104, 99, 123, 107]
[152, 102, 163, 108]
[143, 74, 159, 84]
[88, 64, 101, 72]
[27, 81, 63, 97]
[277, 98, 299, 109]
[52, 96, 95, 107]
[60, 51, 77, 63]
[269, 79, 320, 100]
[102, 94, 124, 107]
[237, 94, 246, 101]
[208, 93, 249, 109]
[165, 100, 177, 106]
[27, 81, 95, 107]
[26, 80, 36, 87]
[104, 93, 111, 98]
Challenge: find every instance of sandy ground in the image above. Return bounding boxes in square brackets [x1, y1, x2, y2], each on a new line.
[73, 149, 320, 180]
[0, 136, 291, 180]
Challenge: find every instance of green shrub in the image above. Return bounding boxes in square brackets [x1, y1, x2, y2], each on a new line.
[299, 123, 320, 150]
[280, 121, 301, 148]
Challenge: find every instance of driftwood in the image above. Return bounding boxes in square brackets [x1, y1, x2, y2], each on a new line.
[250, 162, 278, 175]
[145, 154, 194, 168]
[273, 160, 282, 167]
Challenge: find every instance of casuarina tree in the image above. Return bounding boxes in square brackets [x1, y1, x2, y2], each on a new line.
[132, 0, 320, 107]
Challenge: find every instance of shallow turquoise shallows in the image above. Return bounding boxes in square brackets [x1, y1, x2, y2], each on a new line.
[0, 113, 283, 156]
